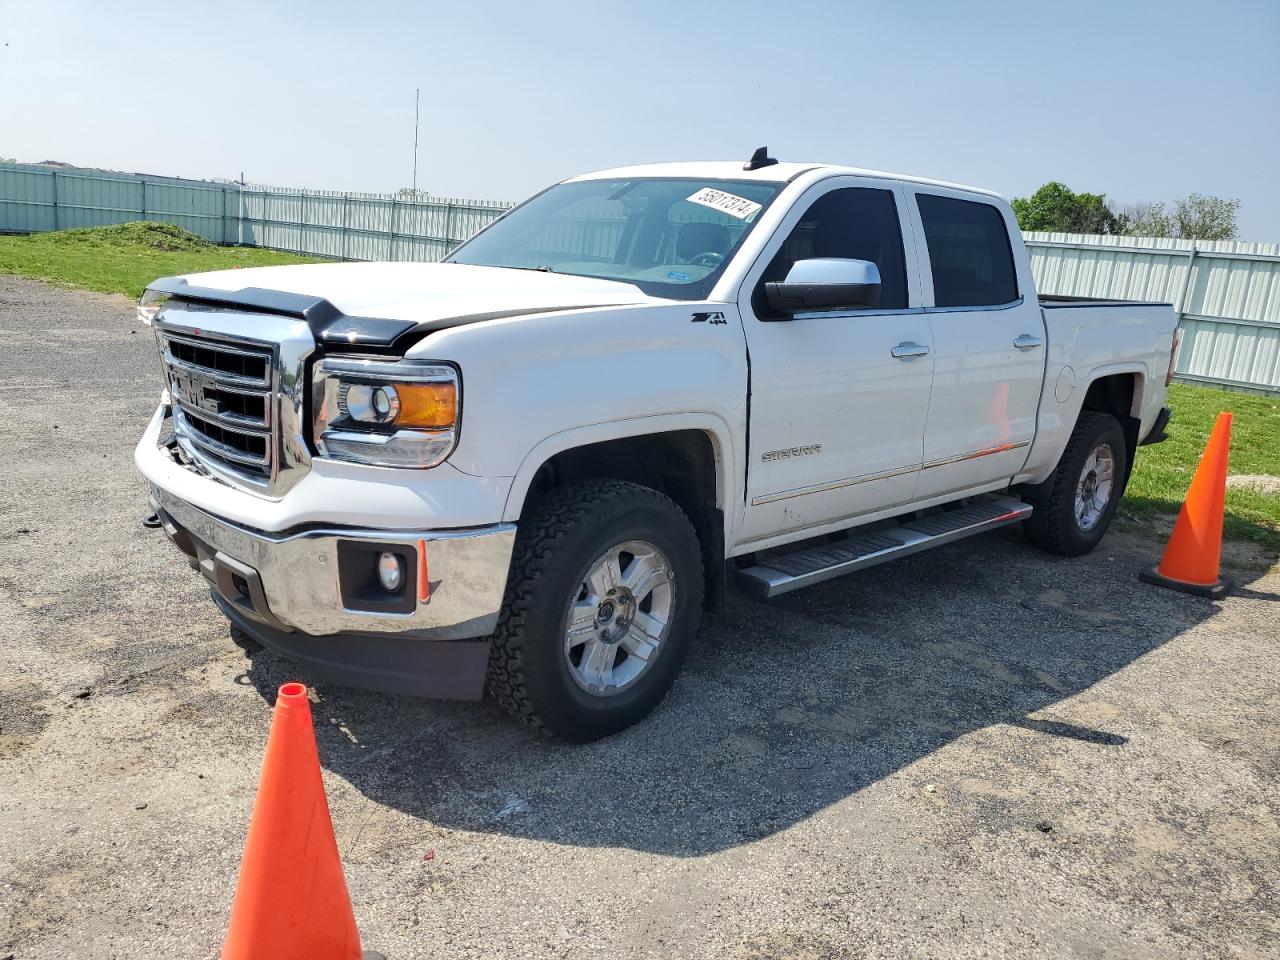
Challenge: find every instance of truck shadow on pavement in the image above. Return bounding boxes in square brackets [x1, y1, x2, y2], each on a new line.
[242, 527, 1268, 857]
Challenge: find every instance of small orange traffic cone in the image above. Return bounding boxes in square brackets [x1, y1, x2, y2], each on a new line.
[1139, 411, 1233, 599]
[222, 683, 384, 960]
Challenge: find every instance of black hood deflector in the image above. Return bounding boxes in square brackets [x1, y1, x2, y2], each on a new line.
[148, 276, 623, 351]
[148, 277, 418, 349]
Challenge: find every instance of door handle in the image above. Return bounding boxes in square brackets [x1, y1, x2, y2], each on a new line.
[1013, 334, 1043, 350]
[891, 341, 930, 360]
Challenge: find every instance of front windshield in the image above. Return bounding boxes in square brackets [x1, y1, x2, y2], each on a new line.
[446, 177, 783, 300]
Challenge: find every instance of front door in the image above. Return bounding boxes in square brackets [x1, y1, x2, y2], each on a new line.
[908, 191, 1045, 500]
[737, 181, 934, 549]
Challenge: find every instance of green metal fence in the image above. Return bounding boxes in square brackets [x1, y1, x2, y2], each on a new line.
[0, 163, 240, 242]
[0, 162, 512, 259]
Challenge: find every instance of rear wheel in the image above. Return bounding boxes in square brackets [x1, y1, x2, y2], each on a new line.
[487, 480, 704, 741]
[1022, 411, 1128, 556]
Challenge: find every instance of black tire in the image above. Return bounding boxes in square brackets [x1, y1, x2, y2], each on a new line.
[487, 480, 704, 741]
[1022, 411, 1128, 557]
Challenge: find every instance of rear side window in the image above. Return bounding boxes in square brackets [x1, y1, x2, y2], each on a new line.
[760, 187, 908, 310]
[916, 194, 1018, 307]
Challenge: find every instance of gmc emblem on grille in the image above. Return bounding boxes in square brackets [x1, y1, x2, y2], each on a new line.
[171, 369, 221, 415]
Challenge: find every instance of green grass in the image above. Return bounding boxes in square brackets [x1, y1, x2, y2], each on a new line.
[1124, 383, 1280, 554]
[0, 222, 320, 299]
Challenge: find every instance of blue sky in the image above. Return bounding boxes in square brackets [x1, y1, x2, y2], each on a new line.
[2, 0, 1278, 239]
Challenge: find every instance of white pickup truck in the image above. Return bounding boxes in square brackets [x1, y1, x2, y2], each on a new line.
[136, 150, 1177, 740]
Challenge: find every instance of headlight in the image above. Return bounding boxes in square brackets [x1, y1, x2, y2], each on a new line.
[312, 358, 459, 468]
[137, 289, 171, 325]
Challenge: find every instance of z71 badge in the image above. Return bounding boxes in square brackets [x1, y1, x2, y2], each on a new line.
[691, 311, 727, 325]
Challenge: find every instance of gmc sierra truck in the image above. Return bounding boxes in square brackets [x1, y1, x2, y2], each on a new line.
[135, 150, 1177, 740]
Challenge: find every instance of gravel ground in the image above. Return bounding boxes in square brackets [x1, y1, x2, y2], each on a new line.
[2, 274, 1278, 960]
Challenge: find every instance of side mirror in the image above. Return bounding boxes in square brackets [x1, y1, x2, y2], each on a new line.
[765, 258, 882, 314]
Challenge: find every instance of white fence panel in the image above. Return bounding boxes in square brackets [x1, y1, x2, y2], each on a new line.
[1025, 231, 1280, 393]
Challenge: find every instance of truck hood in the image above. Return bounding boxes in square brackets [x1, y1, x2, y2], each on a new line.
[151, 261, 663, 348]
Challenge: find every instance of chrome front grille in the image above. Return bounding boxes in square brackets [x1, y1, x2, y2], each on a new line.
[165, 333, 271, 387]
[153, 306, 316, 498]
[161, 330, 276, 482]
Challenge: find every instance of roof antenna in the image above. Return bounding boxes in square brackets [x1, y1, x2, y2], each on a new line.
[743, 146, 778, 171]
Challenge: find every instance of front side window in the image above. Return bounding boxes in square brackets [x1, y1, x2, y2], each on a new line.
[447, 178, 783, 301]
[758, 187, 908, 312]
[916, 193, 1018, 307]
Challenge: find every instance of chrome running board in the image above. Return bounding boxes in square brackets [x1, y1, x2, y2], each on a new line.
[737, 495, 1033, 599]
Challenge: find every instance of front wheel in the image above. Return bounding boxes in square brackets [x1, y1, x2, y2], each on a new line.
[487, 480, 704, 741]
[1022, 411, 1128, 556]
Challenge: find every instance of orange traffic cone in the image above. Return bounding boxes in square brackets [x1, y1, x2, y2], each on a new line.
[1139, 411, 1233, 599]
[222, 683, 384, 960]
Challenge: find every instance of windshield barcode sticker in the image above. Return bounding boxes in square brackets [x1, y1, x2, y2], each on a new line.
[686, 187, 762, 221]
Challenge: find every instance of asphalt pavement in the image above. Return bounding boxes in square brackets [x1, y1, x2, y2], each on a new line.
[1, 274, 1277, 959]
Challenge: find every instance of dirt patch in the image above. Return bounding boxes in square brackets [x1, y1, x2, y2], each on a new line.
[1227, 473, 1280, 496]
[0, 681, 51, 757]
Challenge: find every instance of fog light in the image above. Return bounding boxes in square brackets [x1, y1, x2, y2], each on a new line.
[376, 552, 404, 592]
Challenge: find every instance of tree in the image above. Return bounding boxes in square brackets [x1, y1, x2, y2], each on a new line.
[1111, 194, 1239, 240]
[1011, 182, 1122, 235]
[1171, 194, 1239, 241]
[1112, 201, 1172, 238]
[1015, 181, 1242, 240]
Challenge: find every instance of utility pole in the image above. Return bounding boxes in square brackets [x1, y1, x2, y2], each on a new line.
[412, 88, 420, 197]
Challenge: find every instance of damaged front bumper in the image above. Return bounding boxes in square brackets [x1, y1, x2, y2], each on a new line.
[148, 483, 516, 700]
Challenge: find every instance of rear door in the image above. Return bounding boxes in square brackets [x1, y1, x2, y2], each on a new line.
[736, 179, 933, 547]
[908, 191, 1045, 500]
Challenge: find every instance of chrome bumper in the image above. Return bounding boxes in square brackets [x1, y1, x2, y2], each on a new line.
[148, 483, 516, 640]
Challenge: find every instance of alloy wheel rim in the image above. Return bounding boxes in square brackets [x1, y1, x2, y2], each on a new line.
[563, 539, 675, 697]
[1074, 442, 1116, 531]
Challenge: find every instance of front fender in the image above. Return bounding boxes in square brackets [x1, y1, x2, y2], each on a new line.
[501, 412, 739, 529]
[404, 300, 749, 528]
